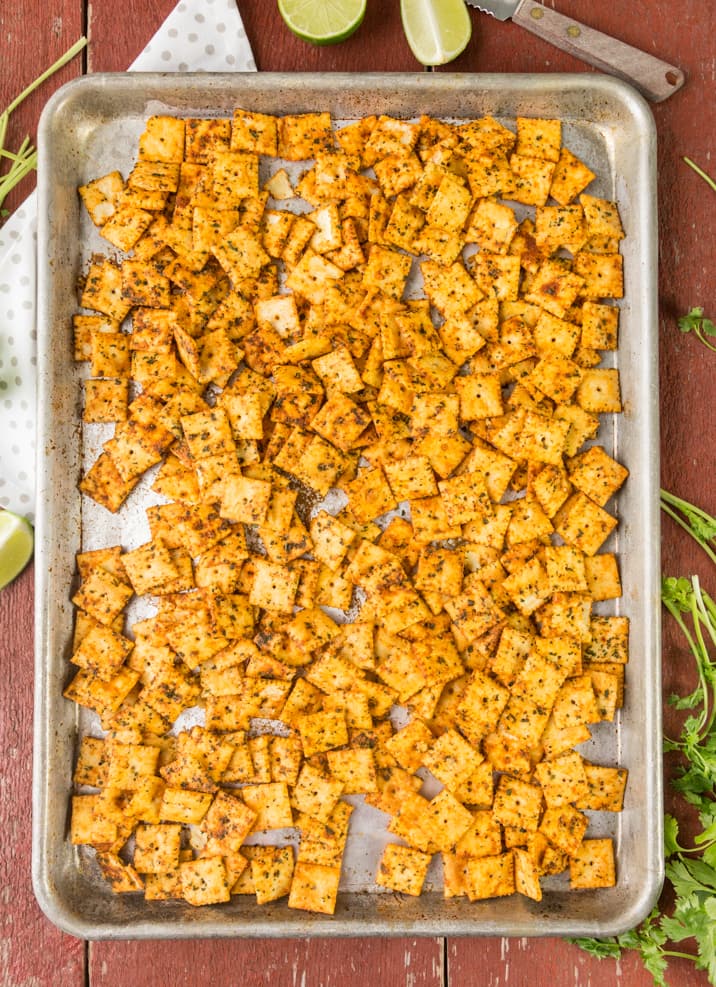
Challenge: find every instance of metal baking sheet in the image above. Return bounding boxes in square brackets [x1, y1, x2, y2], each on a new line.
[33, 72, 662, 940]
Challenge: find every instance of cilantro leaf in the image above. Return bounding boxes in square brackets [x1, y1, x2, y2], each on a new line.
[677, 307, 716, 352]
[617, 912, 670, 986]
[669, 688, 704, 711]
[568, 936, 622, 960]
[666, 857, 716, 899]
[679, 306, 709, 334]
[664, 814, 681, 856]
[695, 813, 716, 849]
[662, 894, 716, 984]
[689, 509, 716, 542]
[638, 941, 670, 986]
[703, 842, 716, 871]
[700, 897, 716, 983]
[662, 574, 695, 610]
[677, 164, 716, 357]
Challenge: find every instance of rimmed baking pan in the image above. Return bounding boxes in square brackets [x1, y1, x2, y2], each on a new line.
[34, 72, 661, 939]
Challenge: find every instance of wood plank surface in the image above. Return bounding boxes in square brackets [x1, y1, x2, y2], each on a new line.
[447, 937, 700, 986]
[240, 0, 419, 72]
[1, 6, 86, 983]
[88, 937, 444, 987]
[1, 1, 715, 985]
[0, 564, 86, 987]
[0, 2, 85, 216]
[86, 0, 177, 72]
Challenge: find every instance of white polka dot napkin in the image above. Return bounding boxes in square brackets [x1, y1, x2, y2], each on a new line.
[132, 0, 256, 73]
[0, 0, 256, 520]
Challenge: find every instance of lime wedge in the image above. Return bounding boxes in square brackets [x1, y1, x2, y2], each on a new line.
[0, 510, 34, 591]
[278, 0, 367, 45]
[401, 0, 472, 66]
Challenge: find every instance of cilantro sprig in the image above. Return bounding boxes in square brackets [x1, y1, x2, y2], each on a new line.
[662, 576, 716, 807]
[661, 490, 716, 567]
[678, 307, 716, 353]
[571, 910, 673, 985]
[570, 493, 716, 984]
[677, 159, 716, 354]
[0, 37, 87, 217]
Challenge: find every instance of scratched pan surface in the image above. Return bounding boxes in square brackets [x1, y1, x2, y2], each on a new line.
[34, 72, 662, 939]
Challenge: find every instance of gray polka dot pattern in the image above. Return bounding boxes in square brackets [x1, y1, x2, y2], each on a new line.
[131, 0, 256, 73]
[0, 0, 256, 517]
[0, 193, 38, 520]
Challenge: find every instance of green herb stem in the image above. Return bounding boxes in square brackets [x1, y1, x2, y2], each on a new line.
[673, 160, 716, 352]
[684, 156, 716, 194]
[0, 37, 86, 215]
[693, 327, 716, 353]
[678, 307, 716, 352]
[661, 490, 716, 566]
[3, 37, 87, 118]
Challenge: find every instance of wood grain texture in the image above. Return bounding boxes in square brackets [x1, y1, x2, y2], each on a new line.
[0, 564, 86, 987]
[86, 0, 177, 71]
[1, 8, 85, 985]
[239, 0, 419, 72]
[85, 0, 420, 73]
[2, 1, 716, 985]
[448, 937, 699, 986]
[0, 0, 85, 216]
[89, 937, 444, 986]
[445, 0, 688, 76]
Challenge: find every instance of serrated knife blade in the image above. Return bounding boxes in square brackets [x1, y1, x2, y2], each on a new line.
[465, 0, 685, 102]
[467, 0, 517, 19]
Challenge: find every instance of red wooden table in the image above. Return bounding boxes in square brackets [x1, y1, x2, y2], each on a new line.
[2, 1, 715, 984]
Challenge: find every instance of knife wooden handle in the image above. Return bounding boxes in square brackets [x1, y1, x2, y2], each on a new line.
[512, 0, 685, 102]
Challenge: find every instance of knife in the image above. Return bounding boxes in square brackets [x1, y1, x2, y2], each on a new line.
[465, 0, 685, 102]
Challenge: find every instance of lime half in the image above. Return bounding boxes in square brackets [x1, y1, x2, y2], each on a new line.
[0, 510, 34, 591]
[401, 0, 472, 66]
[278, 0, 367, 45]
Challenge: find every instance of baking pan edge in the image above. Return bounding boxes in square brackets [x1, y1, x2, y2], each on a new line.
[33, 71, 662, 939]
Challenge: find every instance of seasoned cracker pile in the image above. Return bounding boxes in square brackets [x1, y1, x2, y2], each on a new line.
[68, 109, 628, 912]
